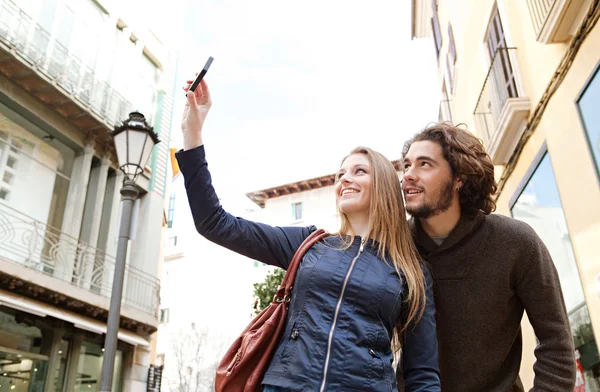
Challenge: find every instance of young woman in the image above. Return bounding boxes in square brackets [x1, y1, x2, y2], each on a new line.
[176, 78, 440, 391]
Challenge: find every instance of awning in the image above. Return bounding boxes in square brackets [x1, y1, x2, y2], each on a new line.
[0, 289, 149, 347]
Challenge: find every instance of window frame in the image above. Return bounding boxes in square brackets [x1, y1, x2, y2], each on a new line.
[292, 201, 303, 221]
[575, 58, 600, 185]
[431, 0, 443, 58]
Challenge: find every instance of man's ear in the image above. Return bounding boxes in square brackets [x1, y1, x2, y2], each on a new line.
[455, 176, 464, 191]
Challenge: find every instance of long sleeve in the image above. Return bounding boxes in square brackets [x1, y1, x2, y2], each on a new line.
[402, 264, 441, 391]
[515, 225, 576, 391]
[175, 145, 315, 269]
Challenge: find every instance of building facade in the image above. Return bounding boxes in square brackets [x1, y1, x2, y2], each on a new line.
[0, 0, 178, 390]
[412, 0, 600, 388]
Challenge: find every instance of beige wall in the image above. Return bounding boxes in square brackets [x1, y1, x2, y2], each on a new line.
[419, 0, 600, 387]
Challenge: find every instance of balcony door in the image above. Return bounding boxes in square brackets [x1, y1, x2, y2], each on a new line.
[486, 6, 518, 119]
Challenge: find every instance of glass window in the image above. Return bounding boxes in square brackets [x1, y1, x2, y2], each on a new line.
[0, 350, 48, 392]
[167, 192, 176, 228]
[53, 339, 69, 392]
[430, 0, 442, 56]
[448, 23, 457, 64]
[511, 153, 600, 389]
[74, 341, 123, 392]
[159, 308, 170, 325]
[512, 154, 584, 311]
[292, 202, 303, 221]
[578, 66, 600, 179]
[0, 307, 50, 390]
[0, 307, 45, 354]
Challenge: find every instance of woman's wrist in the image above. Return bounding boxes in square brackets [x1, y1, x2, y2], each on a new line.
[183, 133, 203, 151]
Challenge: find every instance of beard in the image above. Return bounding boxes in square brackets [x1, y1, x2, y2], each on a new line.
[406, 178, 455, 219]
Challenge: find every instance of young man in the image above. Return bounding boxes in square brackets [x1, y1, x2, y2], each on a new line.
[400, 123, 575, 391]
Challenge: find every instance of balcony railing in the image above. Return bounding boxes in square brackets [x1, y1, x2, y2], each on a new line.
[0, 0, 134, 127]
[474, 47, 530, 164]
[0, 202, 159, 316]
[474, 48, 519, 142]
[527, 0, 557, 38]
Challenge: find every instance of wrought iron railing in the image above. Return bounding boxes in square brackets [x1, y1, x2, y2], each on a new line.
[473, 47, 519, 143]
[527, 0, 557, 38]
[0, 0, 134, 127]
[0, 202, 159, 316]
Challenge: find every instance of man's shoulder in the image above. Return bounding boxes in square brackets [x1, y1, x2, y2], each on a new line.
[484, 213, 540, 244]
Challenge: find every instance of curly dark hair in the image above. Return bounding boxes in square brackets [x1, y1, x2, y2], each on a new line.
[402, 122, 498, 215]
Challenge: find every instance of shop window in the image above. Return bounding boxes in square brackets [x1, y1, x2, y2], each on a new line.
[0, 306, 50, 390]
[74, 340, 123, 392]
[511, 150, 600, 388]
[53, 339, 69, 392]
[577, 63, 600, 181]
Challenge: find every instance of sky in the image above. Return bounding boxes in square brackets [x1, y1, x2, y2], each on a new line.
[169, 0, 440, 210]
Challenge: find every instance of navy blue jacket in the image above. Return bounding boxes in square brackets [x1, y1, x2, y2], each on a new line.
[176, 145, 440, 391]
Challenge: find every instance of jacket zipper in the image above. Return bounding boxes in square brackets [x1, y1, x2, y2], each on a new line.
[319, 237, 366, 392]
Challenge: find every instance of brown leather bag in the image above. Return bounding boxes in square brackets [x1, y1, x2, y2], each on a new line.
[214, 229, 329, 392]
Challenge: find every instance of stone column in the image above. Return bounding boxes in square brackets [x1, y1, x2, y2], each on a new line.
[122, 345, 150, 392]
[98, 170, 124, 298]
[55, 144, 94, 282]
[79, 155, 110, 289]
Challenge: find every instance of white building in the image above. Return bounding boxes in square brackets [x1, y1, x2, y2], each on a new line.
[0, 0, 181, 390]
[156, 154, 402, 391]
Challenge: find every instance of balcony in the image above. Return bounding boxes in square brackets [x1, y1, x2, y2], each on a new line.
[0, 202, 160, 332]
[0, 0, 134, 147]
[474, 48, 530, 165]
[526, 0, 590, 43]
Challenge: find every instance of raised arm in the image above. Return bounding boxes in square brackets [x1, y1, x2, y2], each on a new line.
[402, 264, 441, 391]
[177, 77, 314, 269]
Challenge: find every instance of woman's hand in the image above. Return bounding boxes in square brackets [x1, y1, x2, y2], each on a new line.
[182, 76, 212, 150]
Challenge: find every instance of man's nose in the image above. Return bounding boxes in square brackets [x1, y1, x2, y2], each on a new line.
[403, 168, 417, 183]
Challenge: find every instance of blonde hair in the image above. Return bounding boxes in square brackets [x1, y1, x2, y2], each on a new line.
[335, 146, 426, 349]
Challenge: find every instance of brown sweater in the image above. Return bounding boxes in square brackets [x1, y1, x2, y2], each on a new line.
[409, 212, 575, 392]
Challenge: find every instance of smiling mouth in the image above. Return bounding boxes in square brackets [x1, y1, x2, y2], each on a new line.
[405, 189, 423, 196]
[341, 189, 359, 196]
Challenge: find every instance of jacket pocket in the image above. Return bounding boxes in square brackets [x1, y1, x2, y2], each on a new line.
[368, 348, 393, 392]
[276, 321, 299, 366]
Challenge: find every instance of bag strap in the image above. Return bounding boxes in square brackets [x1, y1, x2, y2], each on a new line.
[273, 229, 329, 304]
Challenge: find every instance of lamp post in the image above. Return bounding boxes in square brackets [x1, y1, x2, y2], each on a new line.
[99, 112, 160, 392]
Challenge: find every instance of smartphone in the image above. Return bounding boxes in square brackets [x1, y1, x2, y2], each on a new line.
[189, 56, 214, 93]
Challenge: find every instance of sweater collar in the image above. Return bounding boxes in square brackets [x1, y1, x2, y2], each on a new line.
[409, 211, 486, 255]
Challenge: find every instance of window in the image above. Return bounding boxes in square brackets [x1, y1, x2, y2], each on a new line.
[448, 24, 457, 64]
[485, 7, 517, 100]
[577, 63, 600, 180]
[168, 236, 177, 250]
[439, 79, 453, 123]
[292, 202, 303, 221]
[446, 24, 457, 94]
[159, 308, 170, 324]
[167, 192, 176, 228]
[511, 150, 600, 386]
[53, 339, 70, 391]
[75, 340, 123, 391]
[431, 0, 442, 57]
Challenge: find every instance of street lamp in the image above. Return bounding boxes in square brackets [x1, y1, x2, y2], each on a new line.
[99, 112, 160, 392]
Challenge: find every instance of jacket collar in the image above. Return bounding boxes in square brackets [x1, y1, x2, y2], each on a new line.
[409, 211, 486, 255]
